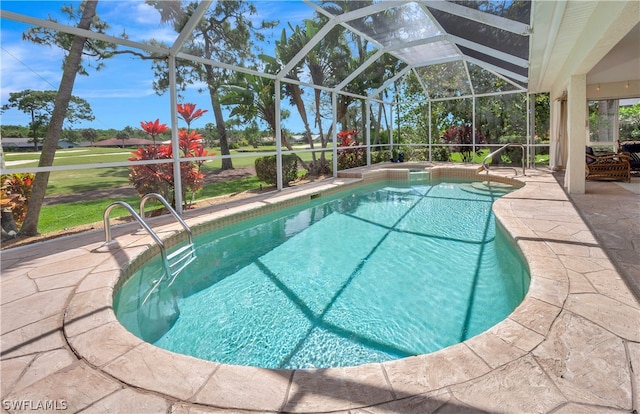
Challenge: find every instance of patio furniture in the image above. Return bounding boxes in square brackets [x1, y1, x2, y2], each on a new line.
[585, 146, 631, 182]
[618, 140, 640, 172]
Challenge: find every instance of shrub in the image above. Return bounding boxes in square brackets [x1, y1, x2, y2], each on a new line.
[255, 154, 298, 186]
[1, 173, 34, 224]
[307, 158, 331, 176]
[1, 173, 34, 238]
[441, 125, 486, 162]
[496, 135, 525, 165]
[371, 149, 389, 164]
[129, 105, 211, 207]
[337, 129, 366, 170]
[431, 145, 450, 161]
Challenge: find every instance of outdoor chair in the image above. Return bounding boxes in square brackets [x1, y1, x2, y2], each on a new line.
[585, 146, 631, 182]
[618, 139, 640, 172]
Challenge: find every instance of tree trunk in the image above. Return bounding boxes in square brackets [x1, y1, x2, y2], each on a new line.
[204, 66, 233, 171]
[289, 83, 316, 162]
[20, 0, 98, 236]
[211, 92, 233, 170]
[373, 102, 383, 145]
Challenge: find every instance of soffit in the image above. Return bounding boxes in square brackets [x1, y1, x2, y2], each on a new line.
[528, 0, 640, 94]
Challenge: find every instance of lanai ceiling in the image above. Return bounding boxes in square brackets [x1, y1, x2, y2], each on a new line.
[1, 0, 638, 101]
[277, 0, 533, 98]
[138, 0, 535, 100]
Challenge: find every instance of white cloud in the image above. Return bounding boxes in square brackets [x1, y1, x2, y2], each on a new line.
[75, 87, 157, 99]
[94, 1, 175, 45]
[0, 42, 65, 103]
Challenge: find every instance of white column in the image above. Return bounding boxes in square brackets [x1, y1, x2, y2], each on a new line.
[332, 92, 338, 177]
[169, 55, 183, 213]
[366, 101, 371, 166]
[565, 74, 587, 194]
[549, 96, 561, 170]
[275, 79, 283, 190]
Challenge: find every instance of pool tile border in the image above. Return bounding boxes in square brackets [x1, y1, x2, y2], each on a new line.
[57, 164, 638, 413]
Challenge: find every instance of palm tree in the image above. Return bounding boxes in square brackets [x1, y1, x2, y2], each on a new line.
[148, 1, 277, 171]
[220, 58, 307, 169]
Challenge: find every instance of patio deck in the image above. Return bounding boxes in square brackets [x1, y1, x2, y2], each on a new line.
[1, 166, 639, 413]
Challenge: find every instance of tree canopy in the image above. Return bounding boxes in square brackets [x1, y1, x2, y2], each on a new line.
[2, 89, 94, 150]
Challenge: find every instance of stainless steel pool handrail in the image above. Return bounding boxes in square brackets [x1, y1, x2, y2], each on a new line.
[102, 201, 171, 273]
[103, 195, 197, 304]
[480, 143, 526, 176]
[103, 201, 167, 248]
[140, 193, 193, 245]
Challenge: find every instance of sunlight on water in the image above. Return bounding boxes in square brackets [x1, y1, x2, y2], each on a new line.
[114, 180, 529, 369]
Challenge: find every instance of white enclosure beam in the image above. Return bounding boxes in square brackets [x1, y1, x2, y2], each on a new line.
[464, 56, 528, 84]
[169, 56, 183, 213]
[275, 79, 283, 190]
[445, 34, 529, 68]
[0, 10, 168, 55]
[421, 1, 531, 35]
[169, 0, 211, 55]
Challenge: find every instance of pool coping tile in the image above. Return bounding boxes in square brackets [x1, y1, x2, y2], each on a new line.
[2, 165, 639, 413]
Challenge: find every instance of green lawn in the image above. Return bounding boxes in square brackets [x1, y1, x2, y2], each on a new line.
[4, 145, 549, 234]
[5, 146, 324, 196]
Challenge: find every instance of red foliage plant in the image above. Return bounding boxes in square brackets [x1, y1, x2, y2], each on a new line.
[337, 129, 366, 170]
[440, 124, 486, 162]
[177, 103, 208, 130]
[129, 104, 212, 207]
[140, 119, 169, 144]
[337, 129, 359, 147]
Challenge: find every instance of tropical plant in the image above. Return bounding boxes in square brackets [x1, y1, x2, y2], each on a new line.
[337, 129, 366, 170]
[128, 104, 211, 207]
[220, 56, 307, 169]
[440, 125, 487, 163]
[1, 186, 19, 240]
[148, 1, 277, 171]
[1, 173, 35, 228]
[177, 103, 208, 132]
[139, 119, 169, 146]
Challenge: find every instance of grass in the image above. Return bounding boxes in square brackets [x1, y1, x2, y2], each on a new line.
[39, 197, 140, 234]
[5, 145, 550, 235]
[5, 146, 323, 196]
[37, 176, 269, 234]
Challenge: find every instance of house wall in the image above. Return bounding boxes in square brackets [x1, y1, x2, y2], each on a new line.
[544, 2, 639, 194]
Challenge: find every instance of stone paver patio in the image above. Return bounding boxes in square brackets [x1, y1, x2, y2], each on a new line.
[1, 166, 639, 413]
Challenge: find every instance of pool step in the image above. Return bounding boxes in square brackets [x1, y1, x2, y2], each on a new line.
[142, 242, 196, 305]
[167, 244, 197, 285]
[409, 171, 430, 183]
[461, 181, 516, 196]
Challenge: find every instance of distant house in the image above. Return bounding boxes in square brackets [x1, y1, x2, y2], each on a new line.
[290, 134, 321, 142]
[1, 137, 84, 151]
[92, 138, 157, 148]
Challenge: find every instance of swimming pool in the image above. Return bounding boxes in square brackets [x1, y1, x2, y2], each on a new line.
[114, 178, 530, 369]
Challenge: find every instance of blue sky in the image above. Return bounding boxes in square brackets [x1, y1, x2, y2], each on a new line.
[0, 1, 315, 135]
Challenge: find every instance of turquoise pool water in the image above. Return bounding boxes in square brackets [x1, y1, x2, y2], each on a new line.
[114, 180, 530, 369]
